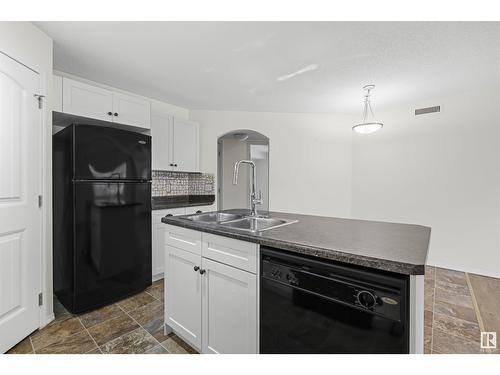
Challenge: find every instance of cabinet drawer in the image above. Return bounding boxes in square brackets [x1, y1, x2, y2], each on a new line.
[153, 208, 185, 225]
[165, 225, 202, 255]
[202, 233, 257, 273]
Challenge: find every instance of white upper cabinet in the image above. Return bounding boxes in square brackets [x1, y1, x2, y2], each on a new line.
[151, 111, 173, 170]
[151, 111, 200, 172]
[60, 77, 151, 129]
[172, 118, 199, 172]
[112, 91, 151, 128]
[62, 78, 113, 121]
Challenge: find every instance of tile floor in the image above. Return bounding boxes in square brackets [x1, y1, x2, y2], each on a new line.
[6, 267, 500, 354]
[6, 280, 197, 354]
[424, 266, 500, 354]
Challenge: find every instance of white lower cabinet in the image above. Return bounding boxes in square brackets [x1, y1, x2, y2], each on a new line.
[165, 246, 202, 349]
[164, 228, 258, 354]
[201, 258, 257, 354]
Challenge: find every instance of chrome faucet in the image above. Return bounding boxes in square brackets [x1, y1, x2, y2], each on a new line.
[233, 160, 263, 217]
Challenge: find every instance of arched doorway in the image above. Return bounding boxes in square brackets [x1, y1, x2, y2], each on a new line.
[217, 130, 269, 212]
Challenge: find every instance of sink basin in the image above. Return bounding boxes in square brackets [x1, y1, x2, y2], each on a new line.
[183, 212, 244, 223]
[221, 216, 297, 233]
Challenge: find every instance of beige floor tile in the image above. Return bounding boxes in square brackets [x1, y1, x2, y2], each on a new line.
[85, 348, 103, 354]
[424, 309, 433, 328]
[161, 334, 198, 354]
[435, 268, 467, 286]
[146, 280, 164, 301]
[432, 328, 481, 354]
[434, 287, 474, 309]
[433, 299, 478, 323]
[128, 299, 163, 326]
[468, 273, 500, 333]
[6, 336, 33, 354]
[36, 331, 96, 354]
[79, 304, 124, 328]
[87, 313, 139, 346]
[436, 280, 471, 296]
[31, 316, 84, 351]
[100, 328, 157, 354]
[117, 292, 156, 313]
[433, 313, 481, 342]
[145, 345, 169, 354]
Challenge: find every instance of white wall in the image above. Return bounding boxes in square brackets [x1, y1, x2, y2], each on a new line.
[220, 138, 249, 209]
[0, 22, 54, 325]
[190, 110, 353, 218]
[351, 87, 500, 278]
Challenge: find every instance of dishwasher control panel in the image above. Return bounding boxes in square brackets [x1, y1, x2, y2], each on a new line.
[261, 252, 405, 322]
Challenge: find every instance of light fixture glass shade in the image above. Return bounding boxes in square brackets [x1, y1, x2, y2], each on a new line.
[353, 85, 383, 135]
[352, 122, 383, 134]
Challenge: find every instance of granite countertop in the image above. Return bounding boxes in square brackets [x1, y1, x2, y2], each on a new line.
[161, 209, 431, 275]
[152, 195, 215, 210]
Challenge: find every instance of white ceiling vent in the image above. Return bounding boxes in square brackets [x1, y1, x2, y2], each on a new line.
[415, 106, 440, 115]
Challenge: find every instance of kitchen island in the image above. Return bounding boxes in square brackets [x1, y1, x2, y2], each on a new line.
[162, 209, 431, 354]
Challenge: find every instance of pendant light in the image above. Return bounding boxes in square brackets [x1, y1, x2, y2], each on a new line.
[352, 84, 383, 134]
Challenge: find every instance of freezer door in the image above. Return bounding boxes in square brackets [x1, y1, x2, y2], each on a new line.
[73, 125, 151, 180]
[73, 181, 151, 313]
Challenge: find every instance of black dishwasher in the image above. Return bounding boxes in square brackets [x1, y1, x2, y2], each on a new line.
[260, 247, 409, 353]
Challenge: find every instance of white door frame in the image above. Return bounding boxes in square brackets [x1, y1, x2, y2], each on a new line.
[38, 70, 53, 327]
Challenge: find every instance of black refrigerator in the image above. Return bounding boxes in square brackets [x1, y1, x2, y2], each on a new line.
[53, 124, 152, 314]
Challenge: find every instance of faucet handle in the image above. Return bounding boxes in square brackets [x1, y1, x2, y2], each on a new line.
[254, 190, 263, 204]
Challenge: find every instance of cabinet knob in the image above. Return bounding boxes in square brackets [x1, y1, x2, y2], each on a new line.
[174, 163, 178, 167]
[113, 112, 118, 116]
[194, 266, 200, 272]
[199, 269, 206, 275]
[196, 210, 202, 214]
[169, 163, 174, 166]
[107, 111, 112, 115]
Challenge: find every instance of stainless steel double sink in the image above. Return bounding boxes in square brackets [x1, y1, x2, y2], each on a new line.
[181, 212, 298, 233]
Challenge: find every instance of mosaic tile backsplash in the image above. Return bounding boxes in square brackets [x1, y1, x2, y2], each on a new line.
[152, 170, 215, 197]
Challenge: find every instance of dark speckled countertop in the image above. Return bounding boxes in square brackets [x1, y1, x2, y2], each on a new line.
[161, 209, 431, 275]
[152, 195, 215, 210]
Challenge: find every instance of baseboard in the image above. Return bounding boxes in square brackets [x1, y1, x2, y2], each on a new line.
[152, 273, 164, 282]
[40, 313, 55, 329]
[428, 261, 500, 279]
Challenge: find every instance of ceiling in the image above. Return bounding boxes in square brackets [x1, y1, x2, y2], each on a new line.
[35, 22, 500, 113]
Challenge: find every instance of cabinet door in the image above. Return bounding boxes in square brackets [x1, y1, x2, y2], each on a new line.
[62, 77, 113, 121]
[152, 208, 185, 279]
[201, 258, 257, 354]
[165, 246, 202, 350]
[172, 118, 199, 172]
[112, 92, 151, 129]
[151, 111, 173, 170]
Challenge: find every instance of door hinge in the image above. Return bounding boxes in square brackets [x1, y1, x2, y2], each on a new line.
[34, 94, 45, 109]
[38, 195, 43, 208]
[38, 292, 43, 306]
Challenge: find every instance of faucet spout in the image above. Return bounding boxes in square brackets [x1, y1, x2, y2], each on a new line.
[232, 160, 262, 216]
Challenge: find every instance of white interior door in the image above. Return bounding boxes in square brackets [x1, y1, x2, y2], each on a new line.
[0, 52, 42, 353]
